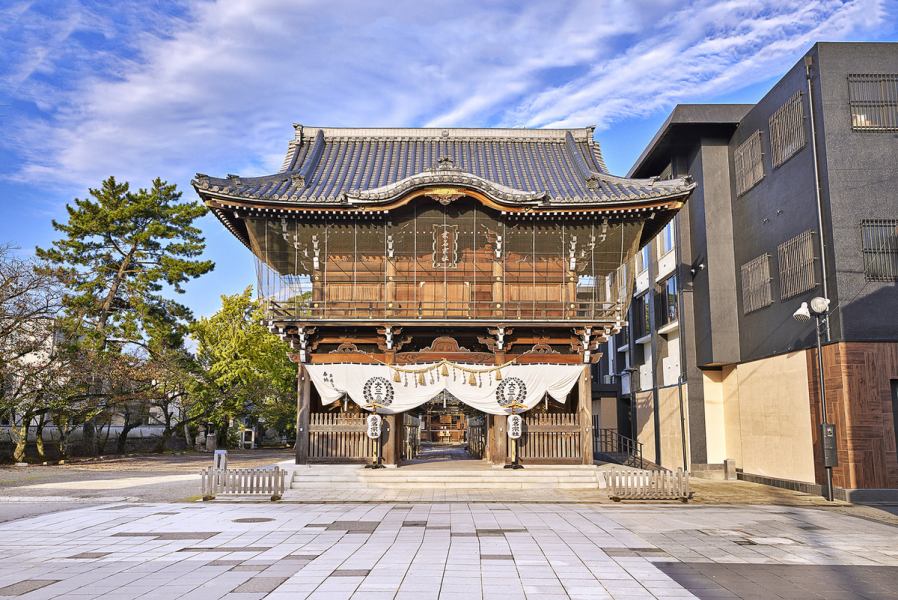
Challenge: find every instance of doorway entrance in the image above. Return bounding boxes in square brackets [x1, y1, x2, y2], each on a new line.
[405, 390, 485, 464]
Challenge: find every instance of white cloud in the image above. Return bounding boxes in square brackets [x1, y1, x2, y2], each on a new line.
[0, 0, 892, 195]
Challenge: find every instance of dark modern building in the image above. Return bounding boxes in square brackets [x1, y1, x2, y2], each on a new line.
[595, 42, 898, 497]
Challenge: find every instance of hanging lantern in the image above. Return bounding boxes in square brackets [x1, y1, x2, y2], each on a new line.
[495, 369, 503, 381]
[440, 363, 449, 377]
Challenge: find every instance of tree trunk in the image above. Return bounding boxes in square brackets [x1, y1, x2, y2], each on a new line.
[34, 413, 46, 461]
[97, 246, 136, 334]
[183, 422, 194, 449]
[82, 420, 97, 456]
[155, 411, 174, 453]
[12, 416, 30, 463]
[97, 417, 112, 454]
[54, 413, 69, 461]
[116, 412, 138, 455]
[217, 421, 230, 449]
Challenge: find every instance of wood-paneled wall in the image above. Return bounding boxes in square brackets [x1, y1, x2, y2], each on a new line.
[807, 342, 898, 489]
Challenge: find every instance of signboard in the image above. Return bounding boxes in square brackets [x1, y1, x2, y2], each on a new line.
[507, 414, 523, 439]
[821, 423, 838, 467]
[366, 414, 383, 439]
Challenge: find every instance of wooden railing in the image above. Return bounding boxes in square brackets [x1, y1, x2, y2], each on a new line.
[201, 466, 286, 501]
[267, 298, 623, 322]
[604, 469, 691, 502]
[467, 422, 486, 459]
[309, 413, 376, 462]
[513, 413, 581, 463]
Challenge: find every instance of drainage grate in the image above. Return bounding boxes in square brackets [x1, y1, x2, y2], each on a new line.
[332, 569, 371, 577]
[68, 552, 110, 559]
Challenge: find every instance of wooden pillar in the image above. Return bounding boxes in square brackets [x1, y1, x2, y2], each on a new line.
[382, 349, 400, 466]
[295, 363, 311, 464]
[579, 364, 594, 465]
[488, 414, 507, 466]
[488, 348, 507, 465]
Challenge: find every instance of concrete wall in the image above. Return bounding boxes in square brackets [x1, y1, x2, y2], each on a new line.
[816, 43, 898, 342]
[635, 386, 689, 471]
[635, 390, 656, 463]
[702, 370, 727, 465]
[718, 351, 817, 483]
[658, 385, 689, 471]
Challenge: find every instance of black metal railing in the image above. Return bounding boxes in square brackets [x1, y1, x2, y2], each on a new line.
[593, 424, 644, 470]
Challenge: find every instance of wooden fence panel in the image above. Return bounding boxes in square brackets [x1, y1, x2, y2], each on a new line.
[604, 469, 690, 502]
[510, 413, 581, 463]
[308, 413, 376, 461]
[201, 466, 286, 500]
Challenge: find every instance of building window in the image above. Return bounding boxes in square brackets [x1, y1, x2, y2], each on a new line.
[636, 245, 651, 274]
[848, 74, 898, 131]
[769, 91, 807, 168]
[659, 222, 675, 256]
[632, 293, 650, 339]
[657, 275, 678, 326]
[741, 254, 773, 314]
[777, 230, 817, 299]
[861, 219, 898, 281]
[734, 130, 764, 196]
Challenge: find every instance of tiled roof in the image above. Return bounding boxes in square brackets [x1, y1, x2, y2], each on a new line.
[194, 125, 693, 207]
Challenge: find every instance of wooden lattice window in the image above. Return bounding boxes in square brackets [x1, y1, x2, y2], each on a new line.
[769, 91, 806, 168]
[861, 219, 898, 281]
[849, 74, 898, 131]
[777, 230, 817, 299]
[741, 254, 773, 314]
[734, 130, 764, 196]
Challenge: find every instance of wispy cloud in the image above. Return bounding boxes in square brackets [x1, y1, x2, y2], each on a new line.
[0, 0, 893, 194]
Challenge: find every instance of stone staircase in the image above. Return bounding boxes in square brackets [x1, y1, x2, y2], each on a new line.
[286, 464, 607, 491]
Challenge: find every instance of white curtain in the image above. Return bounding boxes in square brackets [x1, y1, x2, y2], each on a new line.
[304, 363, 584, 415]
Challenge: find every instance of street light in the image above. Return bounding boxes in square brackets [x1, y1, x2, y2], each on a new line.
[793, 296, 836, 501]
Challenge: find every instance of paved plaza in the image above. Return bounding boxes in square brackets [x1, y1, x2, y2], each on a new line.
[1, 501, 897, 599]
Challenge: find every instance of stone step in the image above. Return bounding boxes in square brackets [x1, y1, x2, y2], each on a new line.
[288, 467, 604, 490]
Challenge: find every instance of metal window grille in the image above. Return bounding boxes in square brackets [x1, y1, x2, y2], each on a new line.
[741, 254, 773, 314]
[769, 91, 807, 168]
[734, 130, 764, 196]
[861, 219, 898, 281]
[848, 74, 898, 131]
[777, 230, 817, 299]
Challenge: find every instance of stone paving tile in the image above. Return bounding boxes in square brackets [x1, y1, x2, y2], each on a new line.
[2, 502, 898, 599]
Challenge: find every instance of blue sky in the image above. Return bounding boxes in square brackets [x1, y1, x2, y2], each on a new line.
[1, 0, 896, 319]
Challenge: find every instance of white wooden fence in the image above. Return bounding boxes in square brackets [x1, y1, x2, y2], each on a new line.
[604, 469, 691, 502]
[201, 466, 286, 501]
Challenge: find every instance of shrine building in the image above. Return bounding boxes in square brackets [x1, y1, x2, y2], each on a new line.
[194, 125, 694, 466]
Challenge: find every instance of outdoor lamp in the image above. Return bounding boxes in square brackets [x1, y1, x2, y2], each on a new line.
[793, 295, 836, 501]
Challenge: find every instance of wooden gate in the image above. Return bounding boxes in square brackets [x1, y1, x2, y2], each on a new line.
[467, 418, 486, 459]
[512, 413, 581, 464]
[309, 414, 376, 462]
[402, 413, 421, 460]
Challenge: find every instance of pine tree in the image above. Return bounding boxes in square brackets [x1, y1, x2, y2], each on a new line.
[36, 176, 213, 347]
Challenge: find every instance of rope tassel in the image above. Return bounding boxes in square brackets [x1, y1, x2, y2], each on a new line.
[418, 372, 426, 385]
[440, 363, 449, 377]
[468, 372, 477, 386]
[495, 369, 502, 381]
[393, 370, 401, 383]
